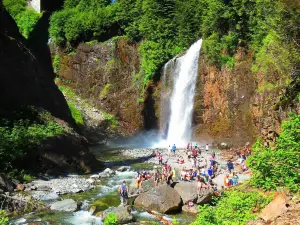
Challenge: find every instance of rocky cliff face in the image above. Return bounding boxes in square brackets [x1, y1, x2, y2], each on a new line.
[55, 38, 144, 135]
[0, 4, 100, 174]
[54, 38, 299, 147]
[193, 48, 300, 146]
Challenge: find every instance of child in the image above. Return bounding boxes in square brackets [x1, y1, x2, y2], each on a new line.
[233, 172, 239, 185]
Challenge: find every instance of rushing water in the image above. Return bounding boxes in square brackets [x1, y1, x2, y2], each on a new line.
[166, 39, 203, 146]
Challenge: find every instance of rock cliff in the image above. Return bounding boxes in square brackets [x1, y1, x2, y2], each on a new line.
[0, 4, 100, 174]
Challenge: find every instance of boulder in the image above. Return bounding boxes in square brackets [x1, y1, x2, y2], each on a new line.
[99, 206, 134, 224]
[50, 199, 78, 212]
[117, 166, 131, 172]
[0, 173, 14, 192]
[90, 174, 100, 179]
[174, 182, 198, 204]
[128, 178, 154, 195]
[36, 185, 52, 191]
[259, 192, 288, 222]
[197, 189, 214, 204]
[134, 185, 182, 214]
[99, 168, 116, 178]
[182, 205, 199, 214]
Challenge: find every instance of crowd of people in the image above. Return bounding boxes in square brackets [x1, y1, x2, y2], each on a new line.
[119, 142, 252, 206]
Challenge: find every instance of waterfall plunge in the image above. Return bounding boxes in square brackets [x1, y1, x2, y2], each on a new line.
[164, 39, 203, 146]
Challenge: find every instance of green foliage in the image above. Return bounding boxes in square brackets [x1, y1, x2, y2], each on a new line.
[100, 84, 112, 98]
[248, 114, 300, 192]
[57, 84, 84, 126]
[15, 9, 40, 38]
[104, 212, 118, 225]
[68, 102, 84, 126]
[0, 210, 9, 225]
[49, 0, 300, 89]
[191, 190, 271, 225]
[0, 107, 64, 172]
[53, 55, 61, 74]
[8, 169, 35, 183]
[3, 0, 40, 38]
[102, 112, 118, 129]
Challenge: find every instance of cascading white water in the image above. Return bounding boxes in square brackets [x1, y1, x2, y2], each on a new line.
[166, 39, 202, 146]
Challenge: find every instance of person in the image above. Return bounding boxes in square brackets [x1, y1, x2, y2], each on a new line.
[227, 159, 234, 172]
[192, 148, 197, 158]
[166, 168, 173, 185]
[154, 170, 160, 186]
[187, 150, 192, 160]
[180, 168, 186, 181]
[168, 145, 172, 157]
[197, 177, 209, 195]
[158, 154, 163, 165]
[172, 144, 176, 154]
[119, 180, 128, 206]
[209, 153, 216, 166]
[233, 172, 239, 185]
[224, 174, 230, 187]
[136, 173, 144, 193]
[172, 167, 176, 181]
[188, 200, 194, 207]
[206, 144, 209, 151]
[207, 165, 214, 178]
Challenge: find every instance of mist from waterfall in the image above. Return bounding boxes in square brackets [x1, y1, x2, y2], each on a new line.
[165, 39, 202, 146]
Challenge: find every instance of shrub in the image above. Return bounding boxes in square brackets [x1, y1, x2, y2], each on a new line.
[191, 190, 271, 225]
[3, 0, 40, 38]
[104, 212, 118, 225]
[15, 9, 40, 38]
[68, 102, 84, 126]
[53, 55, 61, 74]
[0, 107, 64, 172]
[247, 114, 300, 192]
[0, 210, 9, 225]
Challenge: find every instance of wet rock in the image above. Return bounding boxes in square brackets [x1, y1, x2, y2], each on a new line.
[259, 192, 288, 222]
[0, 173, 14, 192]
[99, 168, 116, 178]
[128, 178, 153, 195]
[182, 205, 199, 214]
[174, 182, 198, 204]
[117, 166, 131, 172]
[197, 188, 214, 204]
[50, 199, 78, 212]
[36, 185, 51, 191]
[99, 205, 134, 224]
[134, 185, 182, 214]
[90, 174, 100, 179]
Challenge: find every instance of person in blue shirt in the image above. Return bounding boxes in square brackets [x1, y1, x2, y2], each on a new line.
[172, 144, 176, 154]
[207, 165, 214, 178]
[227, 160, 234, 172]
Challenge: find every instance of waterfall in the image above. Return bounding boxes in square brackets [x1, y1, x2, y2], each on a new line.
[165, 39, 202, 146]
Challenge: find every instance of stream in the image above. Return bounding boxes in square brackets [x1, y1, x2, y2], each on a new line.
[10, 146, 196, 225]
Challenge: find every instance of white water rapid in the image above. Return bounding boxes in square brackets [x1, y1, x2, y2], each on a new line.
[166, 39, 202, 146]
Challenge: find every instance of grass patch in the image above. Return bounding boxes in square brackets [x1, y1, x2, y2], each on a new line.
[68, 102, 84, 126]
[56, 82, 84, 126]
[86, 40, 98, 45]
[68, 51, 77, 56]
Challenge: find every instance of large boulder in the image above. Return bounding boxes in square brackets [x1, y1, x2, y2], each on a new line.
[259, 192, 288, 222]
[0, 173, 14, 192]
[99, 168, 116, 178]
[197, 188, 214, 204]
[50, 199, 78, 212]
[116, 166, 131, 172]
[128, 178, 154, 195]
[98, 206, 134, 224]
[134, 185, 182, 214]
[174, 182, 198, 204]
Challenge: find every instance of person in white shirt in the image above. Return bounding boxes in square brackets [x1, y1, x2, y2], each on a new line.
[168, 145, 171, 157]
[206, 144, 209, 151]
